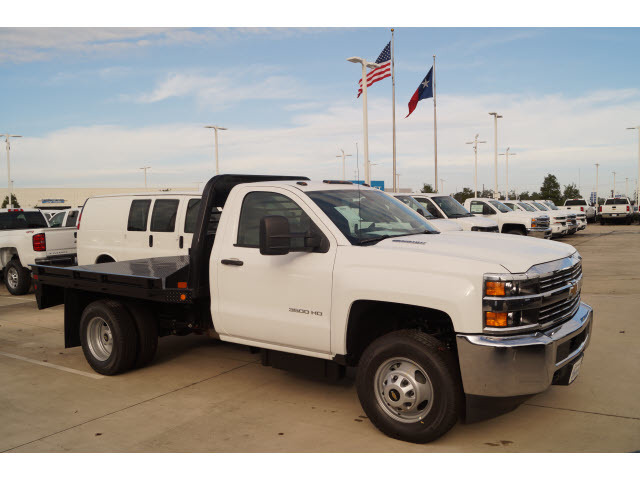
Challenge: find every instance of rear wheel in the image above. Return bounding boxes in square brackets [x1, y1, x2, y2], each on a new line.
[600, 218, 605, 225]
[356, 330, 461, 444]
[4, 259, 31, 295]
[125, 302, 159, 368]
[80, 299, 138, 375]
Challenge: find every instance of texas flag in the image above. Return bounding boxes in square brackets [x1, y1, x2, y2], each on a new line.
[406, 66, 433, 118]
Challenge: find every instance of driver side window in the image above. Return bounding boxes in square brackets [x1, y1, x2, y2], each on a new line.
[237, 191, 311, 248]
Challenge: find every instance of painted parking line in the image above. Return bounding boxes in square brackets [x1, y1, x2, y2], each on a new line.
[0, 351, 104, 380]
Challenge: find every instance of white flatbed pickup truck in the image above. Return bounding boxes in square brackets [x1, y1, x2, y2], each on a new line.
[599, 197, 633, 224]
[410, 194, 499, 232]
[1, 208, 77, 295]
[33, 175, 592, 443]
[463, 198, 552, 238]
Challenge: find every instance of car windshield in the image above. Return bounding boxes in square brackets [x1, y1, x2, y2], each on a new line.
[565, 199, 586, 206]
[489, 200, 512, 213]
[395, 195, 436, 219]
[0, 211, 49, 230]
[531, 202, 549, 211]
[431, 196, 472, 218]
[518, 202, 536, 212]
[605, 198, 629, 205]
[307, 189, 438, 245]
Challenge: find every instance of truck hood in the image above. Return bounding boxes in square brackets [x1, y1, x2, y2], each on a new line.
[427, 218, 463, 232]
[370, 231, 575, 273]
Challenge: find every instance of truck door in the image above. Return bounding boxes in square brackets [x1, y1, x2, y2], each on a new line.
[215, 188, 335, 354]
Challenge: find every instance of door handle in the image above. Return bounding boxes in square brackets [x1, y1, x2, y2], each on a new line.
[149, 234, 153, 247]
[221, 258, 243, 266]
[179, 235, 184, 249]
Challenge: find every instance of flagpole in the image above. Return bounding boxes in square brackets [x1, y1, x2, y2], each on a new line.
[433, 54, 438, 193]
[391, 29, 397, 193]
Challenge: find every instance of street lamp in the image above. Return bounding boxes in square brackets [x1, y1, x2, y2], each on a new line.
[627, 126, 640, 207]
[336, 149, 352, 181]
[369, 162, 381, 183]
[204, 125, 228, 175]
[595, 163, 600, 206]
[612, 171, 616, 197]
[1, 134, 22, 209]
[499, 147, 516, 200]
[466, 134, 486, 197]
[347, 56, 380, 185]
[488, 112, 503, 199]
[139, 166, 151, 190]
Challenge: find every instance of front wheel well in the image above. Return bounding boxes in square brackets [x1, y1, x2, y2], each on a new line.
[344, 300, 456, 366]
[501, 223, 526, 235]
[96, 255, 116, 264]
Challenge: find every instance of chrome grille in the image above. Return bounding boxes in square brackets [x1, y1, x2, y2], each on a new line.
[539, 294, 581, 326]
[536, 216, 550, 228]
[540, 262, 582, 293]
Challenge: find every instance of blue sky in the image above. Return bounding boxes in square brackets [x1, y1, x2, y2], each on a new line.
[1, 27, 640, 196]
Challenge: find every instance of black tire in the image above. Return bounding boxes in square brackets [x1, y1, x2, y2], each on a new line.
[626, 217, 633, 225]
[80, 299, 139, 375]
[4, 259, 31, 295]
[356, 330, 462, 444]
[505, 228, 525, 236]
[125, 302, 159, 368]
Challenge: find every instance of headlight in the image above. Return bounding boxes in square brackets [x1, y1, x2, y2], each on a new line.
[483, 274, 541, 329]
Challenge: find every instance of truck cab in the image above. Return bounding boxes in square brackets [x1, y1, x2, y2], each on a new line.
[410, 193, 499, 232]
[389, 193, 463, 232]
[463, 198, 552, 238]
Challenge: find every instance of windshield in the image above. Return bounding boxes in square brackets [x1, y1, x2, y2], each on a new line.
[518, 202, 536, 212]
[431, 196, 472, 217]
[395, 196, 435, 218]
[0, 211, 49, 230]
[307, 189, 438, 245]
[489, 200, 512, 213]
[544, 200, 559, 210]
[605, 198, 629, 205]
[531, 202, 549, 211]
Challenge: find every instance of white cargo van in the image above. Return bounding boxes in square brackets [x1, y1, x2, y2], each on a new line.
[77, 192, 205, 265]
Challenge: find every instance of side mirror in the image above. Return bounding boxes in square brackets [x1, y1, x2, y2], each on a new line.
[259, 215, 291, 255]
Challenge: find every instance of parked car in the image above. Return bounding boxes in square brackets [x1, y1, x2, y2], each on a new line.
[47, 208, 82, 229]
[77, 192, 203, 265]
[0, 208, 77, 294]
[502, 200, 568, 238]
[599, 197, 633, 225]
[389, 193, 463, 232]
[35, 175, 592, 443]
[521, 200, 582, 233]
[463, 198, 552, 238]
[409, 194, 499, 232]
[562, 198, 596, 223]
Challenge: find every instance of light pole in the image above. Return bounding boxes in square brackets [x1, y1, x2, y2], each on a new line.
[488, 113, 502, 199]
[139, 166, 151, 190]
[336, 149, 352, 181]
[440, 178, 445, 195]
[612, 171, 616, 197]
[348, 56, 380, 185]
[595, 163, 600, 206]
[499, 147, 516, 200]
[369, 162, 381, 183]
[625, 177, 629, 199]
[466, 134, 486, 198]
[204, 125, 228, 175]
[396, 173, 401, 191]
[1, 134, 22, 209]
[627, 126, 640, 207]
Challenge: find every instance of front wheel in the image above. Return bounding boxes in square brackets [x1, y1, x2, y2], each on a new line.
[356, 330, 462, 444]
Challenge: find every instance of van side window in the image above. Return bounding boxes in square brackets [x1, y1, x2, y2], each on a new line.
[127, 200, 151, 231]
[151, 199, 179, 232]
[184, 199, 200, 234]
[236, 191, 311, 248]
[65, 210, 78, 227]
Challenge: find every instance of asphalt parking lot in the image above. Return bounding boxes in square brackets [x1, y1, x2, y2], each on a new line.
[1, 223, 639, 452]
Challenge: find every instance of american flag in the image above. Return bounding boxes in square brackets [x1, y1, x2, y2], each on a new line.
[357, 42, 391, 98]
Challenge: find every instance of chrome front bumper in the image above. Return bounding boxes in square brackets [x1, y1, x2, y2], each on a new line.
[456, 302, 593, 397]
[527, 227, 552, 239]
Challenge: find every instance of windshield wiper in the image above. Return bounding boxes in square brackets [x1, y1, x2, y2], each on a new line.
[356, 231, 434, 246]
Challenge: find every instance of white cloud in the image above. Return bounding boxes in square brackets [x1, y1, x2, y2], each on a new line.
[7, 88, 640, 199]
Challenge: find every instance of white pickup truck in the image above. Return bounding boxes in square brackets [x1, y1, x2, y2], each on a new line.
[562, 199, 596, 223]
[463, 198, 552, 238]
[33, 175, 592, 443]
[503, 200, 568, 238]
[410, 193, 499, 232]
[599, 197, 633, 225]
[1, 208, 77, 295]
[524, 200, 584, 233]
[390, 193, 463, 232]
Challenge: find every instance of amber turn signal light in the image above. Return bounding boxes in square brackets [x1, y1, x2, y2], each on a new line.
[485, 312, 508, 327]
[486, 281, 506, 296]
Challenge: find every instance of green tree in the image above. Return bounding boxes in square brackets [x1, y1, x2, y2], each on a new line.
[453, 187, 475, 204]
[562, 183, 581, 202]
[1, 194, 20, 208]
[539, 174, 562, 203]
[420, 183, 435, 193]
[480, 188, 494, 199]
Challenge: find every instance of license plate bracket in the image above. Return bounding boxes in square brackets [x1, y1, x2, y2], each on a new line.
[568, 355, 583, 384]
